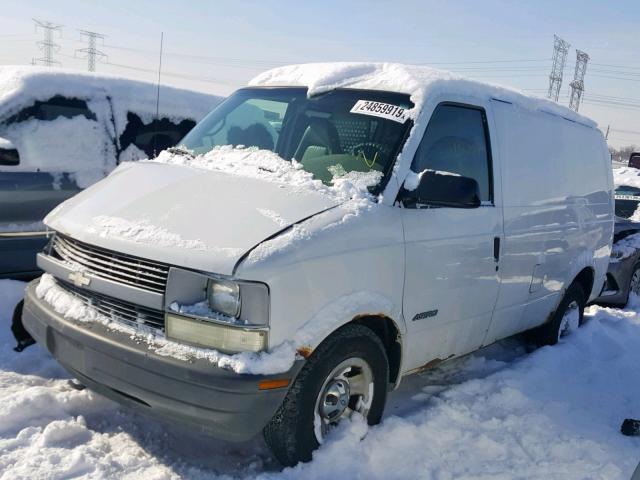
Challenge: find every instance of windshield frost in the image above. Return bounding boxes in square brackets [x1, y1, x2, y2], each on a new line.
[180, 87, 413, 188]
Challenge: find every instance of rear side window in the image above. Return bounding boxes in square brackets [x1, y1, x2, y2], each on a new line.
[119, 112, 196, 158]
[412, 104, 492, 202]
[4, 96, 97, 124]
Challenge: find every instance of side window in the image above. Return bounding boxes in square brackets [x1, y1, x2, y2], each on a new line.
[119, 112, 196, 158]
[4, 96, 96, 124]
[412, 104, 492, 202]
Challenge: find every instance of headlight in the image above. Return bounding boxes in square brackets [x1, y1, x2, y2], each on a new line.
[165, 267, 270, 352]
[207, 278, 240, 318]
[166, 313, 267, 353]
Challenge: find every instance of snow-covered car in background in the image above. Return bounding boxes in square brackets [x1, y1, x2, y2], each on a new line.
[595, 217, 640, 306]
[0, 66, 222, 279]
[21, 63, 613, 466]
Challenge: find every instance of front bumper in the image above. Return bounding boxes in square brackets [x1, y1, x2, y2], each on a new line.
[22, 280, 299, 441]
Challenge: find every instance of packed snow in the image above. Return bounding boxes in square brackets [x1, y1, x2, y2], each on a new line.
[4, 115, 111, 188]
[2, 279, 640, 478]
[87, 215, 210, 252]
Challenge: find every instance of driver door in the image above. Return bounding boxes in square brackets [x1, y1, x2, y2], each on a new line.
[401, 102, 503, 371]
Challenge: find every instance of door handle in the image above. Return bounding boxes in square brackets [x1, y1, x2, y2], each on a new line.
[493, 237, 500, 262]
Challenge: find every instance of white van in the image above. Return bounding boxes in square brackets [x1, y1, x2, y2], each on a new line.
[22, 63, 613, 466]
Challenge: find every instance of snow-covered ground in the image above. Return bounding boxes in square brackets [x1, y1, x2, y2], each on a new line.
[1, 279, 640, 479]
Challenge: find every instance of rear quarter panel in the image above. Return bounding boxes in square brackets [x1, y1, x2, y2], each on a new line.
[486, 101, 612, 341]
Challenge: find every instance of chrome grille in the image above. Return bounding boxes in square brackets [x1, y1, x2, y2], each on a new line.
[51, 234, 169, 294]
[59, 280, 165, 331]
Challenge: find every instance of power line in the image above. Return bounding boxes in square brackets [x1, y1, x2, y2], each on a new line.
[75, 30, 107, 72]
[32, 19, 62, 67]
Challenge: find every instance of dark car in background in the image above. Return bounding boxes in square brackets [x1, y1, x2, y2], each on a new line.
[629, 152, 640, 169]
[595, 217, 640, 306]
[0, 66, 222, 280]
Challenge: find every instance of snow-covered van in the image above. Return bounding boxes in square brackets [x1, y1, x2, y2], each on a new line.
[0, 66, 222, 279]
[22, 63, 613, 465]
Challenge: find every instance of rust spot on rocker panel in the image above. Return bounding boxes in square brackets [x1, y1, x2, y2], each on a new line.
[415, 354, 455, 373]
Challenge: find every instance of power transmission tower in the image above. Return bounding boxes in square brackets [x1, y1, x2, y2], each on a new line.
[76, 30, 107, 72]
[32, 19, 63, 67]
[569, 50, 589, 112]
[547, 35, 570, 102]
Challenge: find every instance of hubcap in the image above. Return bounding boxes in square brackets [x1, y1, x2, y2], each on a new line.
[314, 358, 374, 443]
[558, 299, 580, 340]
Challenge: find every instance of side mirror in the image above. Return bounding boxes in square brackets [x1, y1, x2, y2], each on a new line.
[0, 138, 19, 166]
[402, 170, 481, 209]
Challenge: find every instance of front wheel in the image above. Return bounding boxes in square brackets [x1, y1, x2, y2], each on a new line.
[263, 324, 389, 466]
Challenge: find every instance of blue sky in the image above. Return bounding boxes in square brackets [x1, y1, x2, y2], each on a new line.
[1, 0, 639, 147]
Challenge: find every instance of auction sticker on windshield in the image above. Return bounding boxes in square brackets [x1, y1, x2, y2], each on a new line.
[350, 100, 408, 123]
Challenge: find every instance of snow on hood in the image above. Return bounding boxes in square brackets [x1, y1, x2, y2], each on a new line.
[249, 62, 597, 127]
[0, 65, 222, 131]
[45, 147, 380, 274]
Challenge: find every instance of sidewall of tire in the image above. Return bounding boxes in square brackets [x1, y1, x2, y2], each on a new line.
[264, 324, 389, 466]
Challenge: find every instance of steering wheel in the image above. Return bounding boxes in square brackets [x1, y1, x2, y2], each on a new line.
[350, 142, 387, 169]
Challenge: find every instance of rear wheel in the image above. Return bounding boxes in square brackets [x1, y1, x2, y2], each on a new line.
[263, 324, 389, 467]
[532, 282, 585, 346]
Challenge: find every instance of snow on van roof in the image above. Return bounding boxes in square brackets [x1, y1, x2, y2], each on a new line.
[0, 65, 222, 126]
[250, 62, 598, 127]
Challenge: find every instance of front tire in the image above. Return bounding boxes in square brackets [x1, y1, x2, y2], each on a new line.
[263, 324, 389, 467]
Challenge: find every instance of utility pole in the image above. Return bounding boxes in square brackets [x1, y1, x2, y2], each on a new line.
[605, 125, 610, 140]
[547, 35, 570, 102]
[32, 19, 62, 67]
[76, 30, 107, 72]
[569, 50, 590, 112]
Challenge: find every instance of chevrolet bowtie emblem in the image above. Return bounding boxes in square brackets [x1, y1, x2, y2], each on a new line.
[68, 271, 91, 287]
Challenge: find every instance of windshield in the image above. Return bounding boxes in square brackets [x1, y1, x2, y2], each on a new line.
[181, 87, 413, 189]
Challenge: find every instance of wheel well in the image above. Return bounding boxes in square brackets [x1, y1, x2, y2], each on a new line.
[573, 267, 595, 300]
[351, 315, 402, 386]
